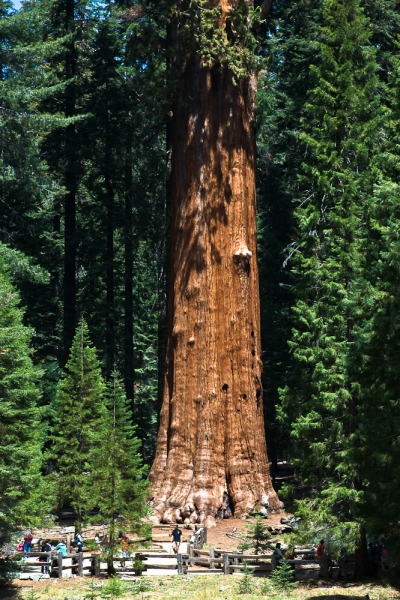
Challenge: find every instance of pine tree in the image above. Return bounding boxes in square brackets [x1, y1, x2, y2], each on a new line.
[352, 52, 400, 571]
[279, 0, 382, 574]
[92, 371, 150, 574]
[256, 0, 325, 472]
[0, 253, 44, 546]
[49, 318, 106, 526]
[238, 517, 273, 554]
[0, 0, 64, 365]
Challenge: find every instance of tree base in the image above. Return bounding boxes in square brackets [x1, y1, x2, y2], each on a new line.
[149, 480, 283, 528]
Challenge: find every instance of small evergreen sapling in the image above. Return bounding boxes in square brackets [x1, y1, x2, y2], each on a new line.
[102, 575, 127, 599]
[84, 580, 103, 600]
[238, 517, 272, 554]
[270, 560, 298, 592]
[236, 562, 254, 594]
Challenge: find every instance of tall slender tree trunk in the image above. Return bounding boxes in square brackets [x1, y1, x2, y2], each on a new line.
[150, 39, 282, 525]
[63, 0, 77, 365]
[156, 21, 175, 419]
[124, 116, 134, 408]
[105, 85, 115, 377]
[354, 525, 370, 579]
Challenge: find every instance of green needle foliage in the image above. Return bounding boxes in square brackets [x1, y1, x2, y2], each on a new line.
[352, 52, 400, 572]
[102, 575, 127, 599]
[91, 371, 150, 574]
[236, 562, 254, 594]
[84, 580, 103, 600]
[238, 517, 272, 554]
[279, 0, 383, 544]
[269, 560, 298, 592]
[0, 255, 44, 571]
[49, 318, 106, 525]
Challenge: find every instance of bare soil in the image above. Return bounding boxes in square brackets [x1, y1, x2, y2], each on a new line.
[206, 511, 290, 550]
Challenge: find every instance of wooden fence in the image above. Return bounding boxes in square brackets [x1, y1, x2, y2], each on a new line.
[174, 548, 353, 578]
[10, 536, 356, 580]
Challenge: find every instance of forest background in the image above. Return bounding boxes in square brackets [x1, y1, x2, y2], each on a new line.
[1, 0, 400, 580]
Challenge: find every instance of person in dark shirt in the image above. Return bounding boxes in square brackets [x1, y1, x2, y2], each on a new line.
[39, 541, 52, 574]
[170, 525, 182, 554]
[74, 532, 84, 553]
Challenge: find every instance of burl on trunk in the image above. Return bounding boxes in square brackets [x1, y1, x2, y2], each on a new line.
[149, 6, 281, 527]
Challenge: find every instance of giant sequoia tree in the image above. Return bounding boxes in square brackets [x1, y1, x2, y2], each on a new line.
[149, 0, 281, 526]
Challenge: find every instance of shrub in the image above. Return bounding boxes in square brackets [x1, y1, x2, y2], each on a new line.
[270, 560, 298, 592]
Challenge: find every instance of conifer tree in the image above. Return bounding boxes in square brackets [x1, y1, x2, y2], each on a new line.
[256, 0, 324, 472]
[279, 0, 382, 573]
[0, 253, 44, 546]
[50, 318, 106, 526]
[92, 371, 150, 574]
[353, 54, 400, 568]
[238, 517, 273, 555]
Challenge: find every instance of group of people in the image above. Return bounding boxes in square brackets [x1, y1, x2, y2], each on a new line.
[17, 537, 65, 574]
[316, 538, 389, 578]
[368, 542, 389, 572]
[17, 529, 85, 575]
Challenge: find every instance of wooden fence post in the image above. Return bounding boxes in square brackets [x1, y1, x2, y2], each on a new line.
[177, 553, 183, 575]
[209, 548, 215, 569]
[58, 552, 63, 578]
[189, 544, 194, 558]
[223, 553, 230, 575]
[94, 554, 100, 576]
[78, 552, 83, 577]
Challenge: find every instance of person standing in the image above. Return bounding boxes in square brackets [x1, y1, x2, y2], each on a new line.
[54, 541, 68, 557]
[74, 532, 84, 553]
[170, 525, 182, 554]
[317, 540, 328, 577]
[23, 530, 33, 555]
[271, 542, 283, 570]
[39, 540, 52, 574]
[119, 534, 130, 567]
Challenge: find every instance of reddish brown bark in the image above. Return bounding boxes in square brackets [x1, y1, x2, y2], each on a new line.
[149, 6, 281, 527]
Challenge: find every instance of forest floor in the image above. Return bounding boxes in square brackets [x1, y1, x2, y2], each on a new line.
[5, 574, 399, 600]
[205, 512, 287, 550]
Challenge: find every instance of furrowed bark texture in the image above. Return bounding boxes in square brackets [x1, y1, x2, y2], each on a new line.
[150, 33, 281, 527]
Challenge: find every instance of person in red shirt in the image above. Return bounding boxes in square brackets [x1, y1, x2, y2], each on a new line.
[317, 540, 325, 557]
[23, 530, 33, 555]
[317, 540, 328, 577]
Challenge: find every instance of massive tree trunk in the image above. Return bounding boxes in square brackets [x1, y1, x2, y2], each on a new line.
[149, 10, 282, 525]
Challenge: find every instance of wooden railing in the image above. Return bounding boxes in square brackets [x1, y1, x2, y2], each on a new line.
[10, 541, 358, 580]
[176, 548, 325, 577]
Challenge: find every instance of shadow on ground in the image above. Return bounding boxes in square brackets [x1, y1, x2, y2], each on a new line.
[0, 585, 23, 599]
